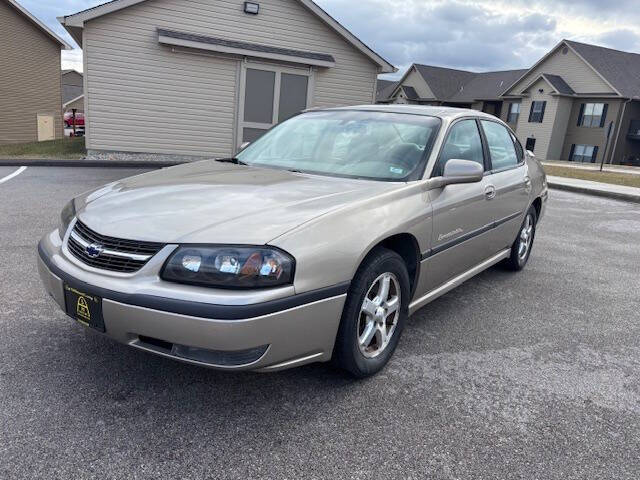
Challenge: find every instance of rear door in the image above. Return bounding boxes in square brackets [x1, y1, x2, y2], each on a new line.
[422, 118, 497, 292]
[479, 119, 530, 248]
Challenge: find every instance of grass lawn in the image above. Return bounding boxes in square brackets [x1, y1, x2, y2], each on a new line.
[544, 165, 640, 189]
[0, 137, 86, 159]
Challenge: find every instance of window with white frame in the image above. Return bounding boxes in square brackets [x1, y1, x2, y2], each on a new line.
[528, 101, 546, 123]
[507, 103, 521, 124]
[570, 144, 598, 163]
[579, 103, 607, 128]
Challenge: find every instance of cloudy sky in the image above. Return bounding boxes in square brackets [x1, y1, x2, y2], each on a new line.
[22, 0, 640, 78]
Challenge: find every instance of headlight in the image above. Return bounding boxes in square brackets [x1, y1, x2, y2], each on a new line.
[60, 199, 76, 237]
[161, 246, 295, 289]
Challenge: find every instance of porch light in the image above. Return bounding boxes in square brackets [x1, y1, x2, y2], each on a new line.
[244, 2, 259, 14]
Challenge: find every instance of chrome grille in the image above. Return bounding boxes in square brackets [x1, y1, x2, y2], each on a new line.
[67, 221, 164, 273]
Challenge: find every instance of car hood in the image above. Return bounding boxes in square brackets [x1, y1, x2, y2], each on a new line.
[76, 160, 399, 245]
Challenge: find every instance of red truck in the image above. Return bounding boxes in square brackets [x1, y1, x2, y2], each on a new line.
[64, 111, 85, 128]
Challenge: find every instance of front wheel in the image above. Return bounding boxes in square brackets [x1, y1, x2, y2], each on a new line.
[333, 248, 410, 378]
[503, 206, 537, 271]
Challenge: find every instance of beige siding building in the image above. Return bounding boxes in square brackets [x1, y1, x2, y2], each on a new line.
[0, 0, 70, 144]
[380, 64, 526, 121]
[60, 0, 395, 159]
[501, 40, 640, 165]
[62, 70, 85, 113]
[380, 40, 640, 166]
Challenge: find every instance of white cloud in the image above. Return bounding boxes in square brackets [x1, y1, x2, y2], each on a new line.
[17, 0, 640, 80]
[316, 0, 640, 79]
[62, 49, 83, 72]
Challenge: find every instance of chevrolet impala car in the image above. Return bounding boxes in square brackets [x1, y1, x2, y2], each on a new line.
[38, 106, 547, 377]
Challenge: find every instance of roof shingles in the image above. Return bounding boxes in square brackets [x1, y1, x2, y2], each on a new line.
[542, 74, 575, 95]
[565, 40, 640, 98]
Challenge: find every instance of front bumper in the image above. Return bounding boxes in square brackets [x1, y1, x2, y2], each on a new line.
[38, 229, 347, 371]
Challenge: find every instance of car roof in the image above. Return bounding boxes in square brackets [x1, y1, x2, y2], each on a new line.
[313, 104, 501, 121]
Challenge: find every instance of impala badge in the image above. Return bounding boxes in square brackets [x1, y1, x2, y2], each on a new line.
[438, 228, 463, 241]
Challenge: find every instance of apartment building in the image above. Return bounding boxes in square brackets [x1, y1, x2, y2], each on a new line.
[379, 40, 640, 166]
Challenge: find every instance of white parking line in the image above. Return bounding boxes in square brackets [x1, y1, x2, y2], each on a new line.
[0, 166, 27, 185]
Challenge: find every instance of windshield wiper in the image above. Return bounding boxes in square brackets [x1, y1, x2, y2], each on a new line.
[215, 157, 248, 166]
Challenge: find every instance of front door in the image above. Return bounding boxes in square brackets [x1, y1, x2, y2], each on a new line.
[423, 118, 497, 292]
[237, 63, 312, 149]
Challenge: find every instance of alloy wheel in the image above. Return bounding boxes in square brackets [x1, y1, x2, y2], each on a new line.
[357, 272, 401, 358]
[518, 214, 534, 261]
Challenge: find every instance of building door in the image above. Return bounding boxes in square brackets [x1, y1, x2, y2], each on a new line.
[237, 63, 313, 149]
[525, 137, 536, 152]
[37, 114, 55, 141]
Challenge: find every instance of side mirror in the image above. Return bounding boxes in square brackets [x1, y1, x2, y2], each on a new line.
[440, 159, 484, 186]
[427, 160, 484, 189]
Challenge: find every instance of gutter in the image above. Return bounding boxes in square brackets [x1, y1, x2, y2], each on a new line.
[609, 97, 636, 165]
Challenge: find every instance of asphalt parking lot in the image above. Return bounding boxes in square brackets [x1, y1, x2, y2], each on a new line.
[1, 166, 639, 479]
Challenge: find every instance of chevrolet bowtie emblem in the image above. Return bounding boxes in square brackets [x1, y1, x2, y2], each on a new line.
[86, 243, 104, 258]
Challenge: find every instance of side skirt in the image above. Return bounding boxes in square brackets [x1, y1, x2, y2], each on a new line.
[408, 248, 511, 315]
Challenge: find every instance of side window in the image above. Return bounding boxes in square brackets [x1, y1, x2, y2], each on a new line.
[435, 119, 485, 176]
[511, 132, 524, 161]
[481, 120, 519, 170]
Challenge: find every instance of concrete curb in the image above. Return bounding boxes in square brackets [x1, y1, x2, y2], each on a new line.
[0, 158, 182, 168]
[548, 181, 640, 204]
[3, 159, 639, 204]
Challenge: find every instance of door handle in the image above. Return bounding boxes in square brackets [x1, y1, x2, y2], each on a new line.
[484, 185, 496, 200]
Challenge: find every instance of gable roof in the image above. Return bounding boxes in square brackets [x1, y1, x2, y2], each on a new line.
[59, 0, 396, 73]
[541, 74, 575, 95]
[393, 63, 527, 103]
[565, 40, 640, 99]
[517, 73, 576, 97]
[400, 85, 419, 100]
[376, 79, 397, 102]
[502, 39, 624, 97]
[5, 0, 72, 49]
[63, 94, 84, 109]
[447, 69, 528, 102]
[414, 64, 477, 100]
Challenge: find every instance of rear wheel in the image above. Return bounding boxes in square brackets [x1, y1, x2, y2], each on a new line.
[333, 248, 410, 378]
[503, 205, 537, 271]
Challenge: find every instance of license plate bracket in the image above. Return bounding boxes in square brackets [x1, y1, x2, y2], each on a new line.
[63, 284, 105, 332]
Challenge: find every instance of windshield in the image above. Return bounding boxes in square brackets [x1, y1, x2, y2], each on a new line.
[236, 110, 441, 181]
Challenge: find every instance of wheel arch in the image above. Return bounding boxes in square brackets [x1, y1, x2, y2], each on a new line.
[359, 233, 421, 299]
[532, 196, 543, 219]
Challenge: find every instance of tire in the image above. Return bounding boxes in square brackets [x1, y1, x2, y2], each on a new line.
[332, 247, 410, 378]
[503, 205, 537, 271]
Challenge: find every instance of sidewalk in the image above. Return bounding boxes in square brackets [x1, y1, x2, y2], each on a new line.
[547, 175, 640, 204]
[543, 160, 640, 176]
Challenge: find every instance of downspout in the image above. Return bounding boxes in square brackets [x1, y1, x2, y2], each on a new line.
[609, 97, 634, 165]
